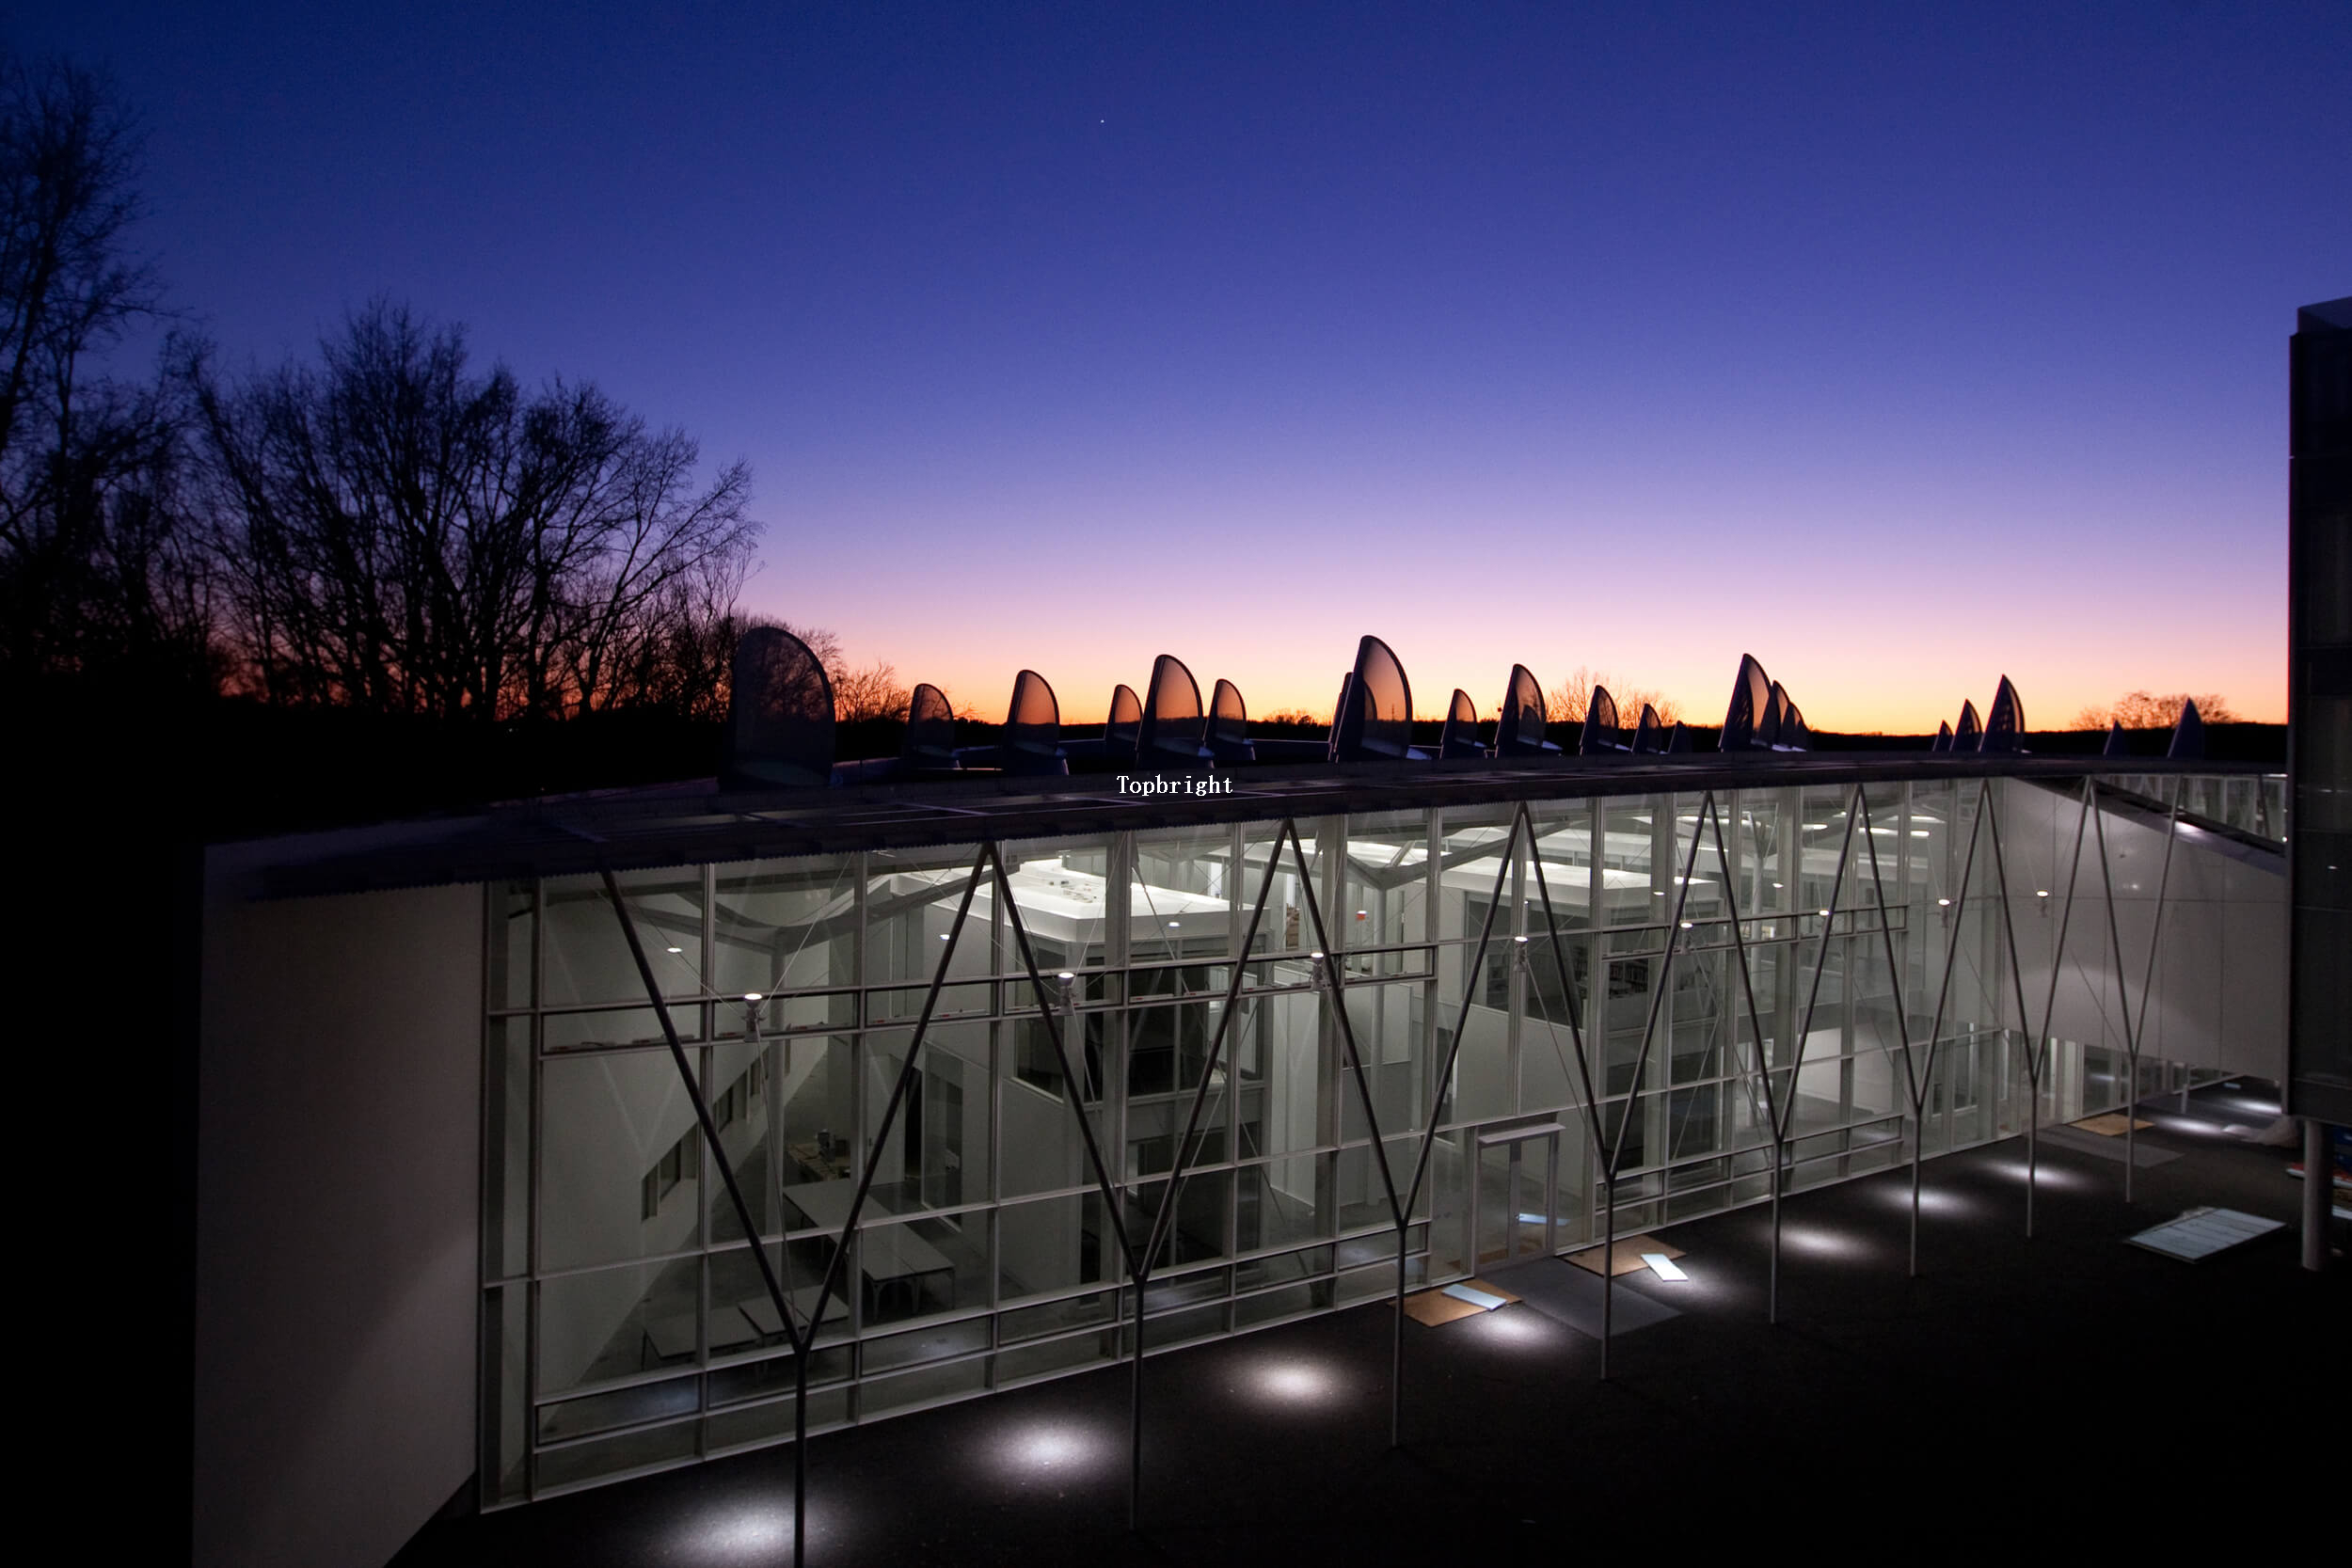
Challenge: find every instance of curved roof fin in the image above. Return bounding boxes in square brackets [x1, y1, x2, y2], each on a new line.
[901, 683, 958, 767]
[2101, 719, 2127, 758]
[1631, 703, 1663, 753]
[723, 626, 836, 789]
[1325, 672, 1354, 762]
[1207, 678, 1255, 763]
[1757, 683, 1788, 749]
[1981, 675, 2026, 754]
[1137, 654, 1207, 763]
[1104, 684, 1142, 765]
[1000, 670, 1065, 774]
[1497, 663, 1549, 755]
[2168, 698, 2206, 759]
[1782, 699, 1810, 752]
[1439, 689, 1485, 758]
[1580, 685, 1621, 755]
[1721, 654, 1771, 751]
[1332, 635, 1414, 761]
[1953, 699, 1981, 751]
[1932, 720, 1953, 752]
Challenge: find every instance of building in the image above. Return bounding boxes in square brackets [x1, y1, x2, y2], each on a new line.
[2289, 296, 2352, 1142]
[194, 688, 2289, 1567]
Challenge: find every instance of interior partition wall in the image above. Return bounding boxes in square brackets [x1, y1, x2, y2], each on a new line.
[479, 770, 2280, 1505]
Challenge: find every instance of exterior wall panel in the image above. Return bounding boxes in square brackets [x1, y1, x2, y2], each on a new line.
[197, 880, 484, 1568]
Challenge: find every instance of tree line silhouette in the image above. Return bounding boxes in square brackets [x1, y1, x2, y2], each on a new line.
[3, 52, 794, 735]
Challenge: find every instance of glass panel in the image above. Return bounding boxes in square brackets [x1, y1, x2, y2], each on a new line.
[711, 1347, 851, 1417]
[707, 1243, 848, 1353]
[543, 1008, 690, 1053]
[993, 837, 1117, 974]
[1341, 808, 1431, 970]
[544, 868, 705, 1006]
[533, 1418, 698, 1494]
[858, 1023, 989, 1215]
[1135, 1168, 1232, 1269]
[1333, 1144, 1394, 1234]
[1131, 824, 1238, 973]
[483, 1284, 529, 1505]
[998, 1289, 1118, 1343]
[1001, 1013, 1111, 1198]
[706, 1385, 852, 1450]
[536, 1376, 699, 1445]
[862, 1316, 990, 1374]
[1602, 799, 1661, 927]
[710, 855, 858, 1002]
[537, 1257, 700, 1396]
[1235, 1155, 1333, 1251]
[489, 879, 533, 1009]
[996, 1328, 1119, 1385]
[862, 1357, 989, 1415]
[865, 847, 991, 996]
[1232, 988, 1327, 1161]
[540, 1050, 701, 1270]
[485, 1019, 532, 1281]
[997, 1193, 1114, 1303]
[857, 1211, 989, 1325]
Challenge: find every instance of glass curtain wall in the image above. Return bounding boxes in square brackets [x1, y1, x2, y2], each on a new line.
[480, 775, 2249, 1504]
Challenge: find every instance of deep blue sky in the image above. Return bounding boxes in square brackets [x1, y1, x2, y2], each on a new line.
[19, 2, 2348, 725]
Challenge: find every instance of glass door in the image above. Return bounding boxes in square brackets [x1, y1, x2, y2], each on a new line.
[1469, 1122, 1565, 1269]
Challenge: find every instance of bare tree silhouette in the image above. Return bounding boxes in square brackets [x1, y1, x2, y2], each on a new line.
[2071, 689, 2238, 730]
[182, 300, 759, 721]
[0, 50, 215, 691]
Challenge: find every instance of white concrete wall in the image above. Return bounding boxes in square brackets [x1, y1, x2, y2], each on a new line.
[197, 879, 483, 1568]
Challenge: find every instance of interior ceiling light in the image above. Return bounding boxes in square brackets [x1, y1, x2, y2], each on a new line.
[742, 991, 762, 1002]
[1937, 897, 1952, 907]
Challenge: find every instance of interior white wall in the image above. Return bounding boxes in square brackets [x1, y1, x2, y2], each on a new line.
[1994, 780, 2285, 1083]
[197, 878, 483, 1568]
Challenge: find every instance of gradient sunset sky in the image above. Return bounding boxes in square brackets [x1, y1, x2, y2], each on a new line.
[25, 2, 2349, 729]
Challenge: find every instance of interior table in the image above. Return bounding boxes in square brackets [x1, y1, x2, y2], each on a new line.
[780, 1178, 959, 1318]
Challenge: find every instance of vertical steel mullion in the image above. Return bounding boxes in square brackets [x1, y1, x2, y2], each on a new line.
[1597, 794, 1709, 1372]
[2127, 784, 2185, 1192]
[1979, 784, 2036, 1230]
[1403, 808, 1523, 1216]
[476, 885, 496, 1502]
[1768, 786, 1863, 1323]
[523, 877, 545, 1498]
[2088, 780, 2135, 1201]
[1700, 798, 1774, 1205]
